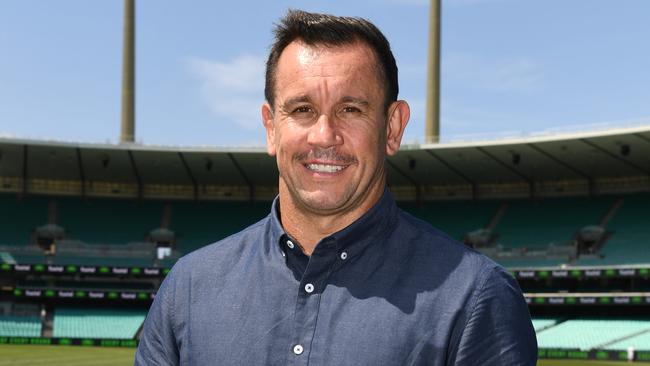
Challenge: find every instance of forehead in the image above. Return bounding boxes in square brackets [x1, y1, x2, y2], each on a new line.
[274, 40, 382, 98]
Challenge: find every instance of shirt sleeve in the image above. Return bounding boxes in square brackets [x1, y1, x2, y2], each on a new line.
[134, 266, 180, 366]
[451, 266, 538, 366]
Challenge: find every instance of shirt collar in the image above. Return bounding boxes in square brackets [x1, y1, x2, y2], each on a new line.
[268, 189, 398, 256]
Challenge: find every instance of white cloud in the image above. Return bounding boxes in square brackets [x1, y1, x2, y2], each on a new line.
[187, 55, 266, 130]
[443, 52, 543, 92]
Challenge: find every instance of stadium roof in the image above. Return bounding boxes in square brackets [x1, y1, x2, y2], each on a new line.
[1, 125, 649, 200]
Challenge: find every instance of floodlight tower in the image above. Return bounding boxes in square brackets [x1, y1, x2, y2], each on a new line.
[120, 0, 135, 143]
[425, 0, 441, 143]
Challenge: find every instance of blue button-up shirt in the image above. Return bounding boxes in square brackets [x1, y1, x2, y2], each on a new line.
[135, 191, 537, 365]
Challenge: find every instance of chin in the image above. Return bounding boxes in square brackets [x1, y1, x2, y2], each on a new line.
[298, 189, 351, 212]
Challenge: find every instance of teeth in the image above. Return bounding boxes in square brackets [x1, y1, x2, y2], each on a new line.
[307, 164, 344, 173]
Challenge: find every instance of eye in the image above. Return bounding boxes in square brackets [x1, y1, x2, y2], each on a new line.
[341, 106, 362, 114]
[292, 105, 313, 114]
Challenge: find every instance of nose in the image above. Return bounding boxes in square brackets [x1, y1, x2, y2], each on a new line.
[307, 114, 342, 148]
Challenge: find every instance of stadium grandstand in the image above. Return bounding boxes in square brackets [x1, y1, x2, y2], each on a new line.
[1, 125, 650, 361]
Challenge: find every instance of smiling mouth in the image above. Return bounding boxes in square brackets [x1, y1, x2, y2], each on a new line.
[305, 163, 346, 173]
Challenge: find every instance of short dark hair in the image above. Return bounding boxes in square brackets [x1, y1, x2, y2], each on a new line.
[264, 9, 399, 111]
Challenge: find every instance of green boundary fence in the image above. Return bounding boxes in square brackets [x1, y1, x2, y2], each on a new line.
[539, 348, 650, 362]
[0, 336, 137, 348]
[3, 341, 650, 362]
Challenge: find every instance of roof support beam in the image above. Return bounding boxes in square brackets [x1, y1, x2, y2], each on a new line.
[178, 152, 198, 201]
[76, 148, 86, 198]
[386, 158, 421, 205]
[632, 133, 650, 146]
[527, 143, 595, 196]
[580, 139, 650, 176]
[227, 153, 254, 201]
[127, 150, 143, 199]
[21, 144, 28, 197]
[475, 147, 535, 199]
[424, 150, 478, 200]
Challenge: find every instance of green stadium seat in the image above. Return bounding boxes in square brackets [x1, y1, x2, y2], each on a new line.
[50, 254, 155, 267]
[495, 258, 567, 268]
[532, 318, 558, 332]
[497, 197, 612, 250]
[604, 330, 650, 351]
[2, 192, 649, 269]
[583, 194, 650, 266]
[171, 200, 270, 253]
[0, 315, 42, 337]
[399, 200, 498, 241]
[57, 197, 163, 245]
[536, 319, 650, 350]
[53, 307, 146, 339]
[0, 194, 48, 247]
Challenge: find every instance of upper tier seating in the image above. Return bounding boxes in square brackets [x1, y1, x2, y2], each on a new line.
[400, 200, 498, 240]
[0, 194, 47, 246]
[577, 193, 650, 266]
[1, 193, 648, 268]
[57, 197, 163, 245]
[0, 194, 270, 266]
[169, 200, 269, 253]
[496, 197, 611, 249]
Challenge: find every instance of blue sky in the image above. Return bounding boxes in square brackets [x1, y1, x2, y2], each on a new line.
[1, 0, 649, 147]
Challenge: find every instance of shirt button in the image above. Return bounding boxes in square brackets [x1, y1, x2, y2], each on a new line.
[293, 344, 304, 355]
[340, 251, 348, 260]
[286, 240, 295, 249]
[304, 283, 314, 293]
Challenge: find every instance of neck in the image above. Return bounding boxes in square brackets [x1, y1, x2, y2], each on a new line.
[278, 182, 385, 255]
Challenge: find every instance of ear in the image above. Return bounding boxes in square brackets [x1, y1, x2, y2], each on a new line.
[385, 100, 410, 156]
[261, 102, 277, 156]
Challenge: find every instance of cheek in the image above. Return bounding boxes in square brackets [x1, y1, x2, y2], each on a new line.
[362, 138, 386, 172]
[346, 127, 383, 154]
[275, 129, 304, 161]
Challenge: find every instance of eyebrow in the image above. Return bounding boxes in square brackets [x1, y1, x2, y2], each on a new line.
[282, 95, 312, 107]
[340, 96, 369, 106]
[280, 95, 370, 110]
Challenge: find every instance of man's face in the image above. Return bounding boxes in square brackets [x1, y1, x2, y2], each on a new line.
[262, 40, 408, 216]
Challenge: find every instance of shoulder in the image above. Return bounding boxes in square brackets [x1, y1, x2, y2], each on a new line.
[392, 208, 511, 289]
[397, 208, 501, 266]
[145, 215, 273, 339]
[169, 215, 271, 279]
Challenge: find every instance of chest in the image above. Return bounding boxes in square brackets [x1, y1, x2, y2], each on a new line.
[181, 271, 458, 366]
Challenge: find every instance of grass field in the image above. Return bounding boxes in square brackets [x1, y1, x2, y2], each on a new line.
[0, 345, 136, 366]
[539, 361, 650, 366]
[1, 345, 650, 365]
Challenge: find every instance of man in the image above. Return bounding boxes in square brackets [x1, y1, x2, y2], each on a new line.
[135, 10, 537, 365]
